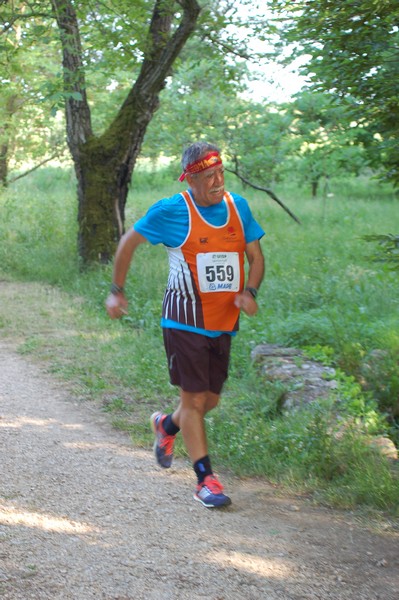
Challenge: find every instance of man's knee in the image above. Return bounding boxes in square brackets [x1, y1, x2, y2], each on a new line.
[181, 390, 209, 414]
[205, 392, 220, 413]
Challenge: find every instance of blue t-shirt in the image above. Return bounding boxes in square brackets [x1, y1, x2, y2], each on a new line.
[134, 190, 265, 336]
[134, 190, 265, 247]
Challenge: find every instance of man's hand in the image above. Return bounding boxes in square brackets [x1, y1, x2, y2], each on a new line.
[105, 293, 128, 319]
[234, 290, 258, 316]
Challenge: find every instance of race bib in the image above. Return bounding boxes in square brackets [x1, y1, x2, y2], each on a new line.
[196, 252, 240, 293]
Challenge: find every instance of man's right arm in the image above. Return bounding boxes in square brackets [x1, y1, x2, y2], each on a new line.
[105, 228, 147, 319]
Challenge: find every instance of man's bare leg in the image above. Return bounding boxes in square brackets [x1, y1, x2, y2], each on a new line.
[171, 390, 219, 462]
[153, 389, 231, 506]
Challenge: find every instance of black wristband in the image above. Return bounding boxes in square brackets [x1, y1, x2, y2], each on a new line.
[110, 283, 124, 295]
[245, 286, 258, 299]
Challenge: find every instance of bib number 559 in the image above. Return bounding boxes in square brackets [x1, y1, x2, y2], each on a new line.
[197, 252, 240, 292]
[205, 264, 234, 283]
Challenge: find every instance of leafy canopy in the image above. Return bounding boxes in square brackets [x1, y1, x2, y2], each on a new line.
[270, 0, 399, 185]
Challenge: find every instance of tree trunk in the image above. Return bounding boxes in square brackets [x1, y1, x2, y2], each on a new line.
[0, 94, 21, 187]
[76, 93, 160, 263]
[311, 178, 319, 197]
[0, 142, 8, 187]
[51, 0, 201, 265]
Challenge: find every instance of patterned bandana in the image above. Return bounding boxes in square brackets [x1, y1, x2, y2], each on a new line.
[179, 152, 223, 182]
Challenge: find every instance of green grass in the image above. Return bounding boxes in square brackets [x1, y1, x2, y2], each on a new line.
[0, 166, 398, 516]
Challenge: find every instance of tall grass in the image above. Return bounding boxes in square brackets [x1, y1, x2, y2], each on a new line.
[0, 166, 398, 514]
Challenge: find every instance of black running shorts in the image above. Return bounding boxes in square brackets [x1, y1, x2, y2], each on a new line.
[162, 328, 232, 394]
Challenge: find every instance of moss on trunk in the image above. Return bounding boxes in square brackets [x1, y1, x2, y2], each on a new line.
[76, 143, 126, 265]
[75, 98, 155, 264]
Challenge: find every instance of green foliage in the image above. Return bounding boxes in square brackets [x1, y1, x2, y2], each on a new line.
[208, 397, 398, 511]
[144, 85, 369, 194]
[271, 0, 399, 187]
[0, 2, 67, 174]
[285, 91, 367, 194]
[302, 344, 335, 365]
[1, 0, 273, 179]
[141, 55, 251, 161]
[363, 234, 399, 270]
[0, 168, 78, 282]
[223, 104, 295, 184]
[144, 76, 377, 197]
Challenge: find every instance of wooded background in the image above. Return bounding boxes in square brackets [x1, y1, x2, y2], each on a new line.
[1, 0, 398, 263]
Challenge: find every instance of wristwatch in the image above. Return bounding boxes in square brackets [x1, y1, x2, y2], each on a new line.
[245, 286, 258, 299]
[110, 283, 124, 294]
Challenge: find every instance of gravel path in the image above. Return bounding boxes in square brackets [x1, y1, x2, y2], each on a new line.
[1, 342, 398, 599]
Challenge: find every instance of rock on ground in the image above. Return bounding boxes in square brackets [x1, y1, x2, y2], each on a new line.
[251, 344, 338, 409]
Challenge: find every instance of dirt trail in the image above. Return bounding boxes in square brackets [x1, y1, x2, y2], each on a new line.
[0, 341, 398, 600]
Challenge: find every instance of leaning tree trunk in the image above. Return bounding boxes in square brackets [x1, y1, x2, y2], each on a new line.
[76, 92, 160, 263]
[51, 0, 201, 265]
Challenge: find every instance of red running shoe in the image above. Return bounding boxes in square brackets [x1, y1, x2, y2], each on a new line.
[194, 474, 231, 508]
[150, 411, 176, 469]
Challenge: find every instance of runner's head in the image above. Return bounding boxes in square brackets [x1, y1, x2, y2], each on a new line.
[180, 142, 225, 207]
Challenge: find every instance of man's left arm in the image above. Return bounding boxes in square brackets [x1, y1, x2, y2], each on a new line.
[234, 239, 265, 316]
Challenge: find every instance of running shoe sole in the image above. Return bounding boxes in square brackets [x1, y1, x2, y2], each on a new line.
[193, 492, 232, 508]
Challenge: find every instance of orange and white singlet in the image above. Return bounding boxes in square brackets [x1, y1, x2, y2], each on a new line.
[162, 191, 246, 332]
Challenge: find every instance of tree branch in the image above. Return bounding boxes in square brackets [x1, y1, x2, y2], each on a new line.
[226, 159, 301, 225]
[1, 11, 52, 36]
[50, 0, 93, 155]
[203, 32, 252, 61]
[7, 154, 60, 185]
[132, 0, 201, 96]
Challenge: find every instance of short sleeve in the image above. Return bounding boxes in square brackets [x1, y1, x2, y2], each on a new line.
[133, 195, 190, 247]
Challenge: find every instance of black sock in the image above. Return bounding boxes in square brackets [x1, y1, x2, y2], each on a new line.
[162, 414, 180, 436]
[194, 455, 213, 484]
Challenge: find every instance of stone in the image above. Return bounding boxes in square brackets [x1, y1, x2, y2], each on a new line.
[367, 436, 398, 461]
[251, 343, 337, 409]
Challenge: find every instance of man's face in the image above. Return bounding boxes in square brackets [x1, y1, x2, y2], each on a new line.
[186, 163, 225, 207]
